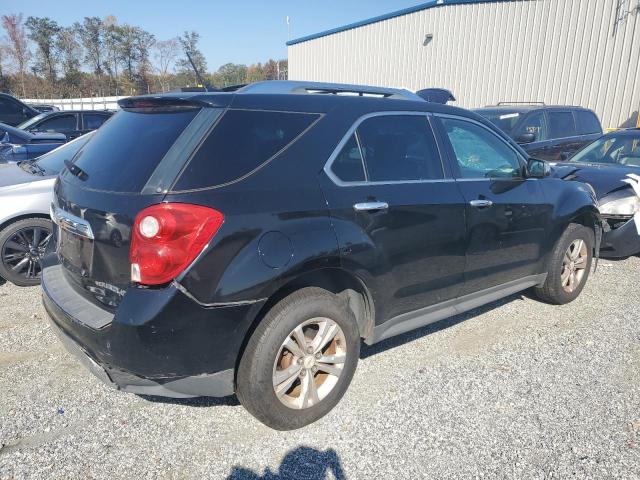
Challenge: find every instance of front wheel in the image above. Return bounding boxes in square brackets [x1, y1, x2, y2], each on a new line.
[534, 223, 594, 305]
[236, 287, 360, 430]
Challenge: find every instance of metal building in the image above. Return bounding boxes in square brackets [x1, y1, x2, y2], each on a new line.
[287, 0, 640, 129]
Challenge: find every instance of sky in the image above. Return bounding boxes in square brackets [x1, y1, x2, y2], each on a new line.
[2, 0, 427, 70]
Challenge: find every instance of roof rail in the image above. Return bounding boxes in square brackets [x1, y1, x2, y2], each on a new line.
[236, 80, 424, 102]
[496, 101, 546, 106]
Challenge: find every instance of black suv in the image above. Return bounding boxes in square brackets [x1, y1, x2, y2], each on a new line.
[474, 104, 603, 161]
[42, 81, 601, 430]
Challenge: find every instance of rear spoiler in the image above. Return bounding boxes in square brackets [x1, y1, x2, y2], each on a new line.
[118, 95, 230, 110]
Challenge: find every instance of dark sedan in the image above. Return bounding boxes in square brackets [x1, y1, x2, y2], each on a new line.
[551, 128, 640, 258]
[17, 110, 113, 140]
[0, 122, 66, 163]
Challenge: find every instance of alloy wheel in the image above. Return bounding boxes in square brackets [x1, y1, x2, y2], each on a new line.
[1, 226, 51, 281]
[561, 238, 588, 293]
[272, 317, 347, 410]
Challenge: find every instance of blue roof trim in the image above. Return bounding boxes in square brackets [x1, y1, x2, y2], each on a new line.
[286, 0, 505, 46]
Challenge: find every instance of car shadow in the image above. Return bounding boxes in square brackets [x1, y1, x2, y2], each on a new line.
[140, 292, 528, 407]
[226, 446, 346, 480]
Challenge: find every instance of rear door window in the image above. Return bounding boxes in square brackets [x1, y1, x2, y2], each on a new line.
[575, 111, 602, 135]
[356, 115, 443, 182]
[173, 110, 319, 190]
[61, 109, 199, 192]
[547, 111, 577, 139]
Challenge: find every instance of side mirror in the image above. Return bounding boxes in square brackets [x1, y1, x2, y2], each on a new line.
[0, 132, 9, 144]
[527, 158, 551, 178]
[516, 132, 536, 144]
[559, 153, 569, 161]
[22, 107, 31, 117]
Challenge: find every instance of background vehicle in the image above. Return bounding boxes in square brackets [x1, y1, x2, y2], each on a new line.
[42, 81, 600, 431]
[0, 122, 67, 163]
[551, 128, 640, 258]
[27, 104, 60, 113]
[18, 110, 113, 140]
[0, 93, 40, 126]
[474, 104, 603, 161]
[0, 134, 94, 286]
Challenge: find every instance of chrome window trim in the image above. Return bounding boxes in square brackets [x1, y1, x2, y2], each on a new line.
[323, 110, 449, 187]
[433, 112, 529, 178]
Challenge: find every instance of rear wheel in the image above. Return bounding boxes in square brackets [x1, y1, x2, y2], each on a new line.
[236, 287, 360, 430]
[0, 218, 52, 287]
[534, 223, 594, 304]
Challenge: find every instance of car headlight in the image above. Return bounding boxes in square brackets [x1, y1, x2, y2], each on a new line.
[599, 194, 640, 216]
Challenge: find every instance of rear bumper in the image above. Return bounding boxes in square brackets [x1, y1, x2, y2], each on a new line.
[42, 260, 265, 398]
[600, 217, 640, 259]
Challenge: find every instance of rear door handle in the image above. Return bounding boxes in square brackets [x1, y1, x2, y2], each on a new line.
[353, 202, 389, 212]
[469, 199, 493, 208]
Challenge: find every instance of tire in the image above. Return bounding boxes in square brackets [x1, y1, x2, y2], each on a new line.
[236, 287, 360, 430]
[534, 223, 594, 305]
[0, 218, 52, 287]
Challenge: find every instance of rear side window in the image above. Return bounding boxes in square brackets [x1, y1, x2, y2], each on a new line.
[575, 111, 602, 135]
[547, 111, 577, 139]
[357, 115, 443, 182]
[62, 109, 198, 192]
[173, 110, 319, 190]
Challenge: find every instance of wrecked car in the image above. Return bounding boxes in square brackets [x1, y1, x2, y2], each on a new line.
[551, 128, 640, 258]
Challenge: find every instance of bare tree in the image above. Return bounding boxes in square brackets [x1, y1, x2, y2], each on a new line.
[153, 38, 178, 92]
[25, 16, 61, 87]
[1, 13, 30, 97]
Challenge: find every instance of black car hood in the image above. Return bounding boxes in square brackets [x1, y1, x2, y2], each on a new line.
[551, 162, 640, 198]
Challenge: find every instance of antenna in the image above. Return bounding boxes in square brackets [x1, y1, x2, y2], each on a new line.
[186, 51, 212, 92]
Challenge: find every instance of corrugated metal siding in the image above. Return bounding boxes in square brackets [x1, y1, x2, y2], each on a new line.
[288, 0, 640, 128]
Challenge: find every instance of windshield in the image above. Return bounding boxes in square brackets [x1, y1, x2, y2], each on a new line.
[29, 132, 95, 175]
[17, 113, 47, 130]
[474, 109, 522, 134]
[570, 134, 640, 167]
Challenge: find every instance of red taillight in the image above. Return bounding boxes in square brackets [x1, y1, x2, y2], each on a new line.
[130, 203, 224, 285]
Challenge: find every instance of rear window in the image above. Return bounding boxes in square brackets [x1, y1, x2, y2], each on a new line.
[61, 109, 198, 192]
[173, 110, 319, 190]
[575, 111, 602, 135]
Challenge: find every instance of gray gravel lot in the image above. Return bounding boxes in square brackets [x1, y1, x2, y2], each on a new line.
[0, 259, 639, 479]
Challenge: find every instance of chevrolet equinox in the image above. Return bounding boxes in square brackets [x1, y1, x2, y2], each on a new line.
[42, 81, 601, 430]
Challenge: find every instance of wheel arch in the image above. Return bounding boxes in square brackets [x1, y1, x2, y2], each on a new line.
[0, 213, 51, 233]
[234, 267, 376, 381]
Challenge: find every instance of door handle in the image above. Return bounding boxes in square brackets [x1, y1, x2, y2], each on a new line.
[469, 199, 494, 208]
[353, 202, 389, 212]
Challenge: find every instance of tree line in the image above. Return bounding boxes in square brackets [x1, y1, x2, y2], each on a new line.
[0, 14, 287, 99]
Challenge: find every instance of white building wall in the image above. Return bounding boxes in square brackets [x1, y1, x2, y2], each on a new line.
[288, 0, 640, 128]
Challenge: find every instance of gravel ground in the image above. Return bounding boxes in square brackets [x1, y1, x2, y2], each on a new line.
[0, 259, 639, 480]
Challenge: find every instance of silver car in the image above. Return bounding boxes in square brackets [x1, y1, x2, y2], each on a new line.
[0, 134, 93, 286]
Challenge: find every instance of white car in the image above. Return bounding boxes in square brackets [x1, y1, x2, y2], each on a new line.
[0, 133, 93, 286]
